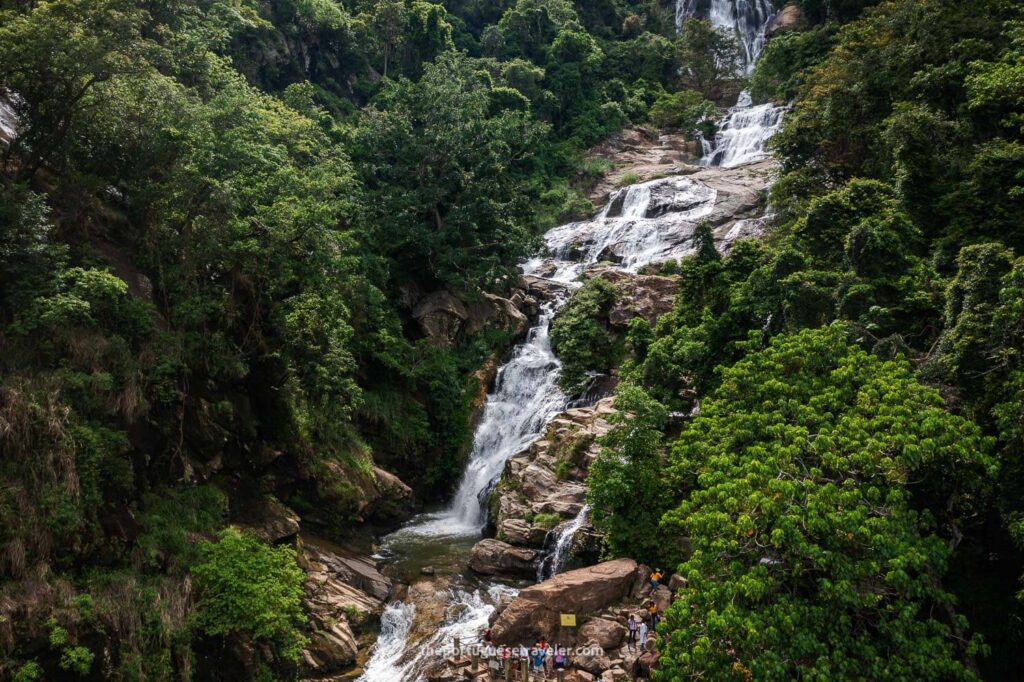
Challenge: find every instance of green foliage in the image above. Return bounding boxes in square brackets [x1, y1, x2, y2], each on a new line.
[355, 51, 546, 292]
[13, 661, 43, 682]
[136, 486, 228, 572]
[676, 18, 741, 98]
[550, 276, 618, 394]
[648, 89, 716, 139]
[532, 512, 561, 531]
[587, 383, 674, 565]
[750, 25, 835, 103]
[192, 528, 308, 665]
[656, 327, 993, 681]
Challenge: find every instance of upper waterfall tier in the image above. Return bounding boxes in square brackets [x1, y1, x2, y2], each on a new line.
[701, 92, 787, 168]
[676, 0, 775, 73]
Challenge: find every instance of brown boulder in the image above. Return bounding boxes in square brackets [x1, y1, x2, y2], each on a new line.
[237, 496, 300, 544]
[767, 3, 808, 38]
[579, 617, 626, 649]
[413, 291, 468, 346]
[468, 539, 538, 577]
[491, 558, 638, 645]
[573, 640, 613, 675]
[590, 269, 678, 328]
[464, 292, 528, 338]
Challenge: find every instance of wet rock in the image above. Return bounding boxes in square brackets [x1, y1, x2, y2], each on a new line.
[468, 539, 539, 577]
[519, 274, 569, 301]
[491, 558, 638, 645]
[469, 354, 501, 431]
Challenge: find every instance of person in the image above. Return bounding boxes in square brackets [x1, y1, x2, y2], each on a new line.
[626, 614, 638, 651]
[532, 644, 545, 674]
[484, 628, 492, 645]
[553, 645, 567, 670]
[501, 645, 511, 672]
[647, 600, 660, 630]
[638, 620, 648, 651]
[649, 568, 663, 588]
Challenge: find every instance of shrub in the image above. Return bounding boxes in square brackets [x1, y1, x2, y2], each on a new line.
[192, 528, 308, 665]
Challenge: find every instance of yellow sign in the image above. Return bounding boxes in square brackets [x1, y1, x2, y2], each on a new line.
[559, 614, 576, 627]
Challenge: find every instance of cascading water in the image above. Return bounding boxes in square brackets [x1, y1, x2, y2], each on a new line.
[358, 171, 721, 682]
[537, 504, 592, 582]
[541, 177, 717, 274]
[676, 0, 774, 74]
[359, 585, 516, 682]
[701, 92, 787, 168]
[0, 93, 19, 141]
[677, 0, 787, 168]
[389, 302, 569, 541]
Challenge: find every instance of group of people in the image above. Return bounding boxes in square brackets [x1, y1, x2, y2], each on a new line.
[482, 630, 570, 675]
[476, 571, 669, 675]
[623, 568, 666, 652]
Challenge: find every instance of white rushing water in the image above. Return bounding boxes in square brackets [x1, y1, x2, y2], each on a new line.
[360, 5, 788, 674]
[539, 176, 717, 274]
[537, 504, 592, 582]
[0, 92, 19, 141]
[676, 0, 775, 73]
[701, 91, 787, 168]
[359, 584, 517, 682]
[677, 0, 788, 167]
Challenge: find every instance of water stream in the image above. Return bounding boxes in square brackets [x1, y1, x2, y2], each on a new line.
[536, 504, 592, 582]
[357, 4, 783, 679]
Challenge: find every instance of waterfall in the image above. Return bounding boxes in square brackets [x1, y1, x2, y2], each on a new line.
[537, 504, 592, 582]
[0, 92, 19, 141]
[542, 177, 717, 274]
[701, 94, 787, 168]
[676, 0, 788, 167]
[676, 0, 775, 74]
[359, 169, 725, 681]
[358, 584, 516, 682]
[388, 301, 569, 540]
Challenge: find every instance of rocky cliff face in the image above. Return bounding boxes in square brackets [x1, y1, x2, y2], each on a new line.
[466, 398, 616, 578]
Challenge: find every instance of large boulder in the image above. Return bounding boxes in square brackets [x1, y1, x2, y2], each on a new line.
[588, 268, 678, 329]
[579, 617, 626, 649]
[464, 292, 528, 338]
[237, 496, 300, 544]
[573, 640, 613, 675]
[767, 3, 808, 38]
[468, 539, 539, 577]
[413, 291, 469, 346]
[519, 274, 570, 302]
[491, 558, 639, 645]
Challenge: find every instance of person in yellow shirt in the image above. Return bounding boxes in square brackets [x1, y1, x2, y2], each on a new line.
[647, 600, 660, 630]
[649, 568, 663, 588]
